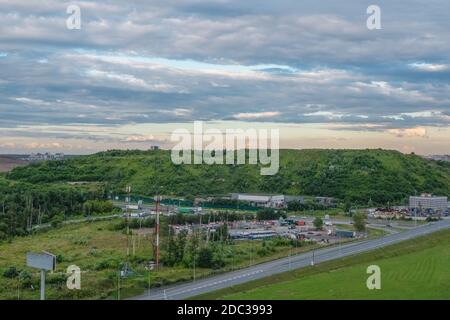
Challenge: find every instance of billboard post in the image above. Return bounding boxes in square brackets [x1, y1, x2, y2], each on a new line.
[26, 252, 56, 300]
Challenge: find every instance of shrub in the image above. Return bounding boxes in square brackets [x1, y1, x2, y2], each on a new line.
[51, 214, 64, 228]
[3, 266, 19, 279]
[256, 208, 285, 221]
[19, 270, 32, 288]
[313, 217, 323, 230]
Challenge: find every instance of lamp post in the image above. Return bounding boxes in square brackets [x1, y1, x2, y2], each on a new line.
[289, 246, 292, 270]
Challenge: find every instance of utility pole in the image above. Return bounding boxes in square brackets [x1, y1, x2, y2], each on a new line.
[117, 270, 121, 300]
[289, 246, 292, 270]
[154, 195, 162, 270]
[148, 271, 150, 297]
[339, 239, 342, 258]
[193, 253, 196, 282]
[126, 185, 131, 259]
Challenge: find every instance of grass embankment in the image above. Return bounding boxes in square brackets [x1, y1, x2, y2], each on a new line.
[194, 228, 450, 300]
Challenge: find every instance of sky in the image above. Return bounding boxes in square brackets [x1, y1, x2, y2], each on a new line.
[0, 0, 449, 155]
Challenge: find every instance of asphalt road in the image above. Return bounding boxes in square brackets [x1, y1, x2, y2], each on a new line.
[132, 219, 450, 300]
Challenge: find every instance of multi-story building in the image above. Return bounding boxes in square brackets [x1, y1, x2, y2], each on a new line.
[27, 152, 65, 162]
[409, 194, 448, 212]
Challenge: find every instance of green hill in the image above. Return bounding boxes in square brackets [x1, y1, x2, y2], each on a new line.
[7, 149, 450, 205]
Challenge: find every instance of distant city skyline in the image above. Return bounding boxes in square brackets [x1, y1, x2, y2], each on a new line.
[0, 1, 449, 155]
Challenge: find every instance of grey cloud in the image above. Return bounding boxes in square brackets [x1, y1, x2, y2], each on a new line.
[0, 0, 449, 147]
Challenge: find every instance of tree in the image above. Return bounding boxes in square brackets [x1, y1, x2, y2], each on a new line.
[83, 200, 115, 216]
[287, 201, 303, 211]
[182, 233, 200, 268]
[161, 227, 177, 267]
[197, 246, 213, 268]
[353, 212, 366, 232]
[211, 224, 228, 242]
[313, 217, 323, 230]
[256, 208, 285, 221]
[343, 200, 352, 214]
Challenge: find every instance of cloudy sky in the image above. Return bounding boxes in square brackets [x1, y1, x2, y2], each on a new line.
[0, 0, 449, 154]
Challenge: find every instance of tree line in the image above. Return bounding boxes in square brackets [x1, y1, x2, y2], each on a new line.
[0, 178, 108, 240]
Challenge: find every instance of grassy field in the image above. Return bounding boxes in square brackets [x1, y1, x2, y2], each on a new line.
[0, 218, 330, 300]
[0, 219, 151, 299]
[194, 228, 450, 300]
[0, 156, 26, 172]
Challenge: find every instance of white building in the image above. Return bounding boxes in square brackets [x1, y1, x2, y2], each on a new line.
[409, 194, 448, 211]
[27, 152, 65, 162]
[230, 193, 304, 208]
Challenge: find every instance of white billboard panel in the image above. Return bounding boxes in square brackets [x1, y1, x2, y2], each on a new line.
[27, 252, 56, 271]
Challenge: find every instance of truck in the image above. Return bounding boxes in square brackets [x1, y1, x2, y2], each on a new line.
[335, 230, 355, 238]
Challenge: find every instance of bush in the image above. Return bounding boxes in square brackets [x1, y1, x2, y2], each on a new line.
[197, 246, 214, 268]
[19, 270, 32, 288]
[3, 266, 19, 279]
[313, 217, 323, 230]
[47, 273, 66, 286]
[95, 258, 120, 271]
[83, 200, 116, 216]
[257, 242, 275, 256]
[51, 214, 64, 228]
[256, 208, 285, 221]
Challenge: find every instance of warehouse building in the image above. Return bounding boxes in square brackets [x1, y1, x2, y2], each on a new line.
[230, 193, 304, 208]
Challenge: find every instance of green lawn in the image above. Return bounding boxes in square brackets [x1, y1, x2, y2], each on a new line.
[195, 228, 450, 300]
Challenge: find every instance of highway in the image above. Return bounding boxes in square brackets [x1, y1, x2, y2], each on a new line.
[132, 218, 450, 300]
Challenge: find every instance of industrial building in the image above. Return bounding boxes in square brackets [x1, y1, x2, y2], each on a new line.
[409, 194, 448, 212]
[314, 196, 337, 207]
[230, 193, 304, 208]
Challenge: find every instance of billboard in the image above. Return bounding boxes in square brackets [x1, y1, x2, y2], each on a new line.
[26, 252, 56, 271]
